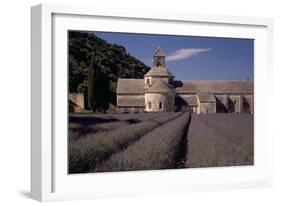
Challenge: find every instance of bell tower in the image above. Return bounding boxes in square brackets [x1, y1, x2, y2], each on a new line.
[153, 47, 166, 67]
[144, 47, 174, 90]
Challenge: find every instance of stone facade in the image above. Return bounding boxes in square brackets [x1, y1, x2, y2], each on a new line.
[117, 94, 145, 113]
[198, 102, 216, 114]
[69, 93, 84, 109]
[145, 93, 175, 112]
[116, 47, 254, 114]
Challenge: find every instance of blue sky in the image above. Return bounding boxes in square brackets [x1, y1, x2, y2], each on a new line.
[93, 32, 254, 81]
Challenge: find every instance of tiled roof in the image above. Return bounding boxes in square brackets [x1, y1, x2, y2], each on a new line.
[175, 80, 253, 94]
[197, 93, 216, 102]
[154, 47, 165, 57]
[180, 95, 198, 106]
[117, 79, 254, 96]
[116, 79, 144, 94]
[145, 79, 175, 93]
[144, 66, 174, 77]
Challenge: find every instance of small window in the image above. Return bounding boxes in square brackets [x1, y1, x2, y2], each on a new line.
[159, 102, 163, 110]
[146, 78, 150, 85]
[157, 59, 162, 67]
[148, 102, 152, 110]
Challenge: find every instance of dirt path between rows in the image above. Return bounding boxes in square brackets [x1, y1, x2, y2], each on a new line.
[174, 113, 191, 168]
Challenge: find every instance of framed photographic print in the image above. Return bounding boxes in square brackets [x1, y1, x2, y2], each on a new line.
[31, 3, 274, 201]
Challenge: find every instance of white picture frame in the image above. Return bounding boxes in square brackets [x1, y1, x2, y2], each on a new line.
[31, 3, 274, 202]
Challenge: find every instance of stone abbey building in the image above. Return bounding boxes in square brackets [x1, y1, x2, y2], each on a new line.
[116, 48, 253, 114]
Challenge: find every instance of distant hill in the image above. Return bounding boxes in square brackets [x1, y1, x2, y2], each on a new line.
[68, 31, 150, 111]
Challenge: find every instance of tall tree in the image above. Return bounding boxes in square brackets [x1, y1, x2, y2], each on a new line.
[87, 53, 97, 110]
[87, 54, 110, 112]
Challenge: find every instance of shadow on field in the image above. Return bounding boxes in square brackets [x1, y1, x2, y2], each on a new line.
[125, 119, 141, 124]
[68, 115, 144, 138]
[69, 116, 142, 125]
[69, 116, 118, 125]
[175, 113, 191, 169]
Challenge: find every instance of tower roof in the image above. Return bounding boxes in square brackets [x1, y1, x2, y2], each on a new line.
[145, 79, 174, 93]
[144, 66, 174, 77]
[117, 79, 144, 94]
[154, 47, 165, 57]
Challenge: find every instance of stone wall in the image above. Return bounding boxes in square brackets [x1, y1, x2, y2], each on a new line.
[117, 91, 253, 114]
[117, 94, 145, 113]
[215, 94, 229, 113]
[243, 94, 254, 114]
[117, 107, 145, 113]
[145, 93, 175, 112]
[229, 95, 242, 113]
[175, 94, 198, 112]
[144, 76, 173, 89]
[117, 95, 144, 105]
[215, 94, 254, 114]
[199, 102, 216, 114]
[190, 106, 198, 113]
[69, 93, 84, 109]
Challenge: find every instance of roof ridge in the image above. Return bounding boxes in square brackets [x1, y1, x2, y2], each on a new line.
[118, 78, 144, 81]
[146, 79, 174, 93]
[175, 80, 253, 94]
[144, 66, 174, 77]
[154, 47, 165, 57]
[180, 80, 253, 82]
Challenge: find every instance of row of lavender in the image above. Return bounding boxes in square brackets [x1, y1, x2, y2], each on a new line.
[69, 112, 171, 141]
[69, 112, 253, 174]
[186, 114, 254, 168]
[69, 112, 188, 173]
[95, 112, 190, 172]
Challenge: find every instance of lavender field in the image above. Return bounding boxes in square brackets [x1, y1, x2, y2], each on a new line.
[68, 112, 253, 174]
[186, 114, 254, 168]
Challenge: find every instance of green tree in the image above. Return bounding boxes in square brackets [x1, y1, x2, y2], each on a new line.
[69, 31, 150, 113]
[87, 54, 110, 112]
[87, 53, 97, 111]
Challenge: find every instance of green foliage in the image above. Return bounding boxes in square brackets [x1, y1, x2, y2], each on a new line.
[68, 31, 150, 112]
[87, 54, 96, 110]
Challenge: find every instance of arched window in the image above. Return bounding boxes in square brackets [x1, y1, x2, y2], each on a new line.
[159, 102, 163, 110]
[148, 102, 152, 110]
[157, 58, 162, 66]
[146, 78, 150, 85]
